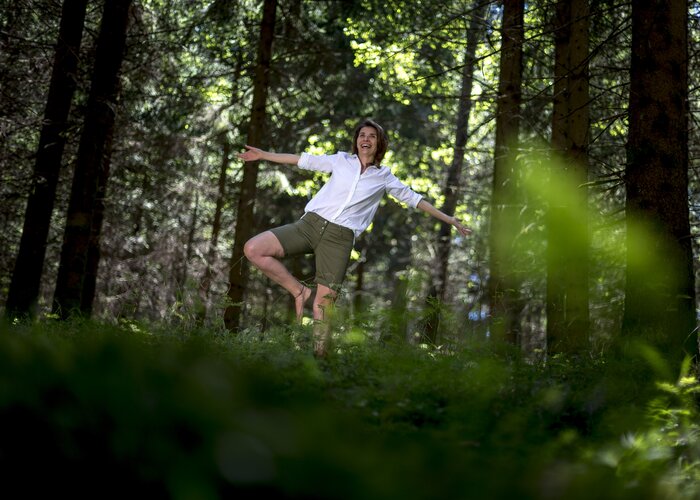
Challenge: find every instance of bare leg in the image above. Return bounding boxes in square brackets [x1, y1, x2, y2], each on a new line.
[312, 284, 337, 357]
[244, 231, 312, 322]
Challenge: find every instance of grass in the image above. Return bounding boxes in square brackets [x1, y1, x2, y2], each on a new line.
[0, 317, 698, 499]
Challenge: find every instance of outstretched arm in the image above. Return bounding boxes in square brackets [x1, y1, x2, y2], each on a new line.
[417, 199, 472, 237]
[238, 145, 300, 165]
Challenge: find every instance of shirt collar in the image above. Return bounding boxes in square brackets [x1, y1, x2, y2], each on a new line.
[353, 154, 380, 169]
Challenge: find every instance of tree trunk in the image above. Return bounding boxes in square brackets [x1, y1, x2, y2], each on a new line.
[224, 0, 277, 331]
[200, 135, 230, 298]
[488, 0, 524, 345]
[386, 213, 415, 343]
[199, 51, 244, 318]
[623, 0, 697, 358]
[179, 191, 200, 290]
[354, 249, 366, 315]
[546, 0, 590, 355]
[5, 0, 88, 318]
[424, 0, 488, 344]
[80, 125, 115, 315]
[52, 0, 132, 319]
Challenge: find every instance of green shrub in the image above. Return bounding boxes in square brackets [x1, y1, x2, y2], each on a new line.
[0, 319, 697, 499]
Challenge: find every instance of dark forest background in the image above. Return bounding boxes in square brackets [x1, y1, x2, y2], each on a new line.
[1, 0, 699, 358]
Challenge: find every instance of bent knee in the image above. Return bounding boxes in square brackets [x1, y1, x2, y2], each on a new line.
[244, 233, 283, 262]
[243, 238, 260, 261]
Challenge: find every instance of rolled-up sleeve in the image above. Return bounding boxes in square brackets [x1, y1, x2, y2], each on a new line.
[297, 152, 334, 173]
[385, 171, 422, 208]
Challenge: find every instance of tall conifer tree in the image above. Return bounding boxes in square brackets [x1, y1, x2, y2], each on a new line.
[623, 0, 697, 357]
[53, 0, 133, 318]
[6, 0, 88, 318]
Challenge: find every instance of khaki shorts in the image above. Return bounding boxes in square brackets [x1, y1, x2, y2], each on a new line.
[270, 212, 355, 291]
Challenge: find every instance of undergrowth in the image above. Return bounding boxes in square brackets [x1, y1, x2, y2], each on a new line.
[0, 317, 698, 499]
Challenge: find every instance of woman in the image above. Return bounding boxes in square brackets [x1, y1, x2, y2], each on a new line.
[239, 119, 471, 355]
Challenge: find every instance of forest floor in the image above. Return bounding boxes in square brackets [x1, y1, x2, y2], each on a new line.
[0, 318, 698, 499]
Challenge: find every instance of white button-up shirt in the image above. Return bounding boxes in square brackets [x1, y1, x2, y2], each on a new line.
[297, 151, 423, 237]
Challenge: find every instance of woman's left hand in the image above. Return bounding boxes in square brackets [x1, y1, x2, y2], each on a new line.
[451, 217, 472, 237]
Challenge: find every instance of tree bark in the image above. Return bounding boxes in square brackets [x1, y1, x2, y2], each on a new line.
[80, 124, 115, 316]
[386, 211, 415, 343]
[5, 0, 89, 318]
[52, 0, 133, 318]
[623, 0, 697, 358]
[198, 134, 230, 317]
[199, 50, 244, 318]
[224, 0, 277, 331]
[181, 191, 200, 290]
[424, 0, 488, 344]
[488, 0, 524, 345]
[354, 246, 366, 314]
[546, 0, 590, 355]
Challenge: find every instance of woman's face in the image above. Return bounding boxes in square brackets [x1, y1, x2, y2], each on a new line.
[356, 126, 378, 160]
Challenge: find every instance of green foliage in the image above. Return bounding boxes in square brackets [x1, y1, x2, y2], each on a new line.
[590, 357, 700, 498]
[1, 318, 699, 498]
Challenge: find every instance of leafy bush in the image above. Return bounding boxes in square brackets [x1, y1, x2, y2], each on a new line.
[0, 319, 697, 499]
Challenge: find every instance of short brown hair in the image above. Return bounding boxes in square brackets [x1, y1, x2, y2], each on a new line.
[351, 118, 388, 165]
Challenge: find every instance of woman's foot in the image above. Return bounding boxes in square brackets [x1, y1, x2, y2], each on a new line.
[294, 284, 312, 323]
